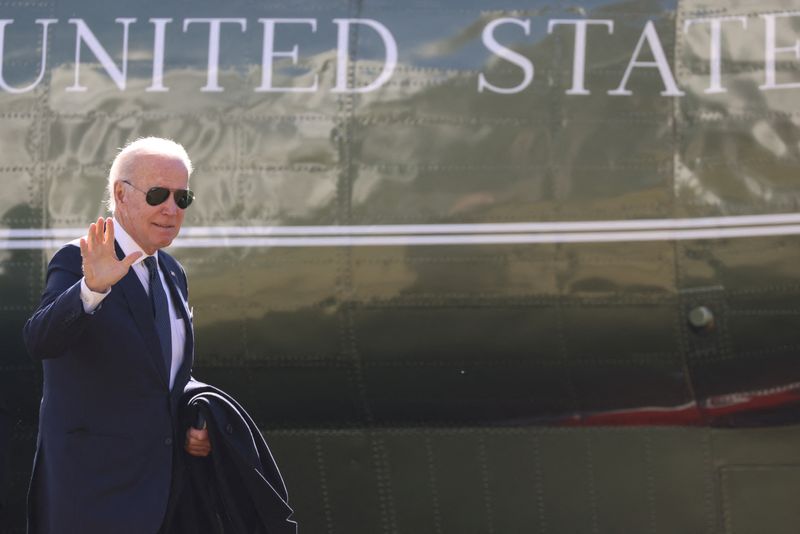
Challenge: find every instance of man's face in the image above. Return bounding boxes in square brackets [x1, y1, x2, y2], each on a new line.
[114, 153, 189, 255]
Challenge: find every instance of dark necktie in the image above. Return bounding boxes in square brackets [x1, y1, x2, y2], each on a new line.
[144, 256, 172, 374]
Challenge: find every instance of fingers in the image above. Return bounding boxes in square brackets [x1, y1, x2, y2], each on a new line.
[185, 427, 212, 457]
[86, 217, 104, 252]
[186, 444, 211, 457]
[86, 217, 117, 255]
[103, 217, 114, 245]
[188, 427, 207, 441]
[94, 216, 103, 244]
[122, 251, 143, 268]
[86, 222, 96, 253]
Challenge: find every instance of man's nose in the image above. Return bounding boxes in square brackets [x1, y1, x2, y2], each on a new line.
[161, 194, 179, 215]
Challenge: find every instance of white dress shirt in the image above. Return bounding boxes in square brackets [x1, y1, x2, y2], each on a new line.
[78, 219, 187, 390]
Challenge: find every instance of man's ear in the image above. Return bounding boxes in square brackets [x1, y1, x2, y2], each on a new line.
[115, 181, 125, 205]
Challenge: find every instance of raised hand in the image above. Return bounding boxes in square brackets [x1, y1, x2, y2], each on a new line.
[79, 217, 142, 293]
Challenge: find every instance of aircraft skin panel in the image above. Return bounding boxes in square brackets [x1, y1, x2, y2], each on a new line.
[2, 0, 800, 531]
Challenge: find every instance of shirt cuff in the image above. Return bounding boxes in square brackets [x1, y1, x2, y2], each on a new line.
[80, 277, 111, 314]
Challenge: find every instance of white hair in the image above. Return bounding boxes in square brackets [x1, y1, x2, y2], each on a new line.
[106, 137, 193, 213]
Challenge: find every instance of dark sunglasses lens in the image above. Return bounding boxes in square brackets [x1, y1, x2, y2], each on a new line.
[145, 187, 170, 206]
[175, 189, 194, 209]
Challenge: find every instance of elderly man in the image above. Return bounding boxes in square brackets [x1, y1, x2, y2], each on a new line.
[24, 137, 210, 534]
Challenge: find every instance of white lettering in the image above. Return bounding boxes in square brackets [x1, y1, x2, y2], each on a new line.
[609, 20, 684, 96]
[147, 18, 172, 92]
[183, 18, 247, 92]
[256, 18, 318, 93]
[67, 18, 136, 92]
[684, 16, 747, 94]
[760, 12, 800, 90]
[548, 19, 614, 95]
[0, 19, 56, 94]
[478, 18, 534, 94]
[332, 18, 397, 93]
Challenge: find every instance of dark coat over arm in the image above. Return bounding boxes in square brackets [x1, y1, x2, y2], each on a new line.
[164, 379, 297, 534]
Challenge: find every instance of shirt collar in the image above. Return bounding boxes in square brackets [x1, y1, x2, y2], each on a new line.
[113, 217, 157, 266]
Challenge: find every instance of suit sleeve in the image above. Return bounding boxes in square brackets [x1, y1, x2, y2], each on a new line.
[23, 244, 94, 361]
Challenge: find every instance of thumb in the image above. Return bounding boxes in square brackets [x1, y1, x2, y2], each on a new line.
[122, 251, 143, 267]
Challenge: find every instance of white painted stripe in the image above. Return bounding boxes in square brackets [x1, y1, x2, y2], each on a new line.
[176, 212, 800, 235]
[4, 223, 800, 249]
[0, 228, 85, 239]
[171, 224, 800, 246]
[4, 212, 800, 240]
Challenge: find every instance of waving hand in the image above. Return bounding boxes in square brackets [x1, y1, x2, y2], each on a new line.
[79, 217, 142, 293]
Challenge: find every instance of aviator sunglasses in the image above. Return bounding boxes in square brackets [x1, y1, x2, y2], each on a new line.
[122, 180, 195, 209]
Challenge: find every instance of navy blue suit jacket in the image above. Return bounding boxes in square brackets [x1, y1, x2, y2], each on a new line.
[24, 241, 195, 534]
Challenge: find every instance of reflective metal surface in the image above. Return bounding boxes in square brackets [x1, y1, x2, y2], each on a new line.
[3, 0, 800, 531]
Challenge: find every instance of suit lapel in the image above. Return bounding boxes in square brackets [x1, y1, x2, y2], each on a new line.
[115, 241, 170, 388]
